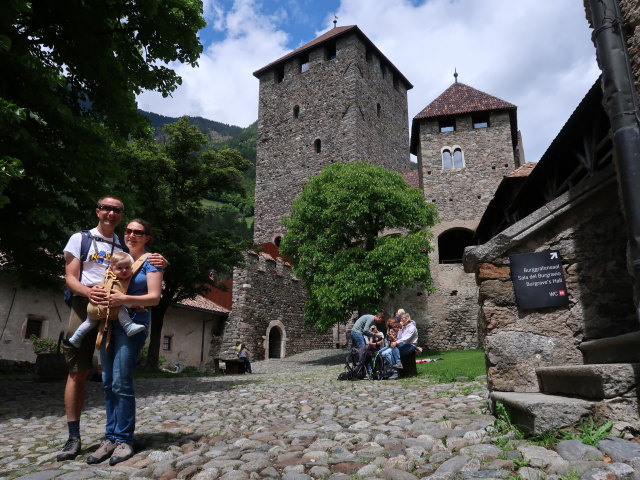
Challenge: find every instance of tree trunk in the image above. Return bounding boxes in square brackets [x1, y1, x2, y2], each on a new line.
[146, 300, 170, 370]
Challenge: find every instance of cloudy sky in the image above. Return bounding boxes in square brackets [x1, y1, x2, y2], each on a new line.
[137, 0, 600, 163]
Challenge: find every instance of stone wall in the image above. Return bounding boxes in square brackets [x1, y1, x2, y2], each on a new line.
[464, 170, 638, 392]
[417, 111, 517, 221]
[219, 252, 334, 361]
[253, 31, 410, 243]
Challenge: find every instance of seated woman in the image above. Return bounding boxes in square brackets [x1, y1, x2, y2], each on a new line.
[395, 313, 419, 358]
[379, 319, 402, 370]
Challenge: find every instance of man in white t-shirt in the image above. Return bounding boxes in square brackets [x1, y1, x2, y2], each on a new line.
[57, 195, 166, 462]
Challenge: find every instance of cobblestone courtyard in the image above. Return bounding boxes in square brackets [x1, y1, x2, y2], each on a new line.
[1, 349, 639, 480]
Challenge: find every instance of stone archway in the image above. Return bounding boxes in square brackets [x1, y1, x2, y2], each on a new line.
[265, 320, 286, 359]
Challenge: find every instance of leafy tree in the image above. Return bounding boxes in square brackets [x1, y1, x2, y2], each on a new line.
[280, 161, 438, 331]
[126, 117, 252, 369]
[0, 0, 204, 286]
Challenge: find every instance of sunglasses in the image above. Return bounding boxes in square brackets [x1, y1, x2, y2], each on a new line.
[97, 204, 124, 214]
[125, 228, 147, 237]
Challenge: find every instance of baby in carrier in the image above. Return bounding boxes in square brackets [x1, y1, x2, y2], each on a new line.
[66, 251, 144, 348]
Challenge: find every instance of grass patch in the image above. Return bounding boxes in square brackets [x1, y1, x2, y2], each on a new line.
[416, 349, 485, 383]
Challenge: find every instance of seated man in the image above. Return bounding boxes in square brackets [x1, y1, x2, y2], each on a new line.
[350, 312, 386, 349]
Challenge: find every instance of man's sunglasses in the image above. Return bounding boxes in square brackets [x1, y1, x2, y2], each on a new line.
[125, 228, 147, 237]
[97, 204, 124, 214]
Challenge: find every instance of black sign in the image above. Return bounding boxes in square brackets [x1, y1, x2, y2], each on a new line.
[509, 250, 569, 310]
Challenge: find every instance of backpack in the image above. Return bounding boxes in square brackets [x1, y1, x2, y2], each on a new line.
[63, 230, 127, 306]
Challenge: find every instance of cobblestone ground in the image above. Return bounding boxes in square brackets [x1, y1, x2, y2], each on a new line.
[1, 349, 639, 480]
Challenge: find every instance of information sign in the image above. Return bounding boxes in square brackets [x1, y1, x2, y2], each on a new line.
[509, 250, 569, 310]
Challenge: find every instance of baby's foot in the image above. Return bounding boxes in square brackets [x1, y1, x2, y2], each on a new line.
[125, 323, 145, 337]
[66, 337, 82, 348]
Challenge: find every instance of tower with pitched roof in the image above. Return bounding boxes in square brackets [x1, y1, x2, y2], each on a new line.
[403, 79, 522, 350]
[251, 25, 412, 244]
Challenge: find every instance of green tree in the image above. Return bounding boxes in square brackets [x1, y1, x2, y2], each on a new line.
[280, 161, 438, 331]
[126, 117, 252, 369]
[0, 0, 204, 286]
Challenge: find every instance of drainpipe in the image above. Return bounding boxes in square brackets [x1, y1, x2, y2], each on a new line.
[588, 0, 640, 322]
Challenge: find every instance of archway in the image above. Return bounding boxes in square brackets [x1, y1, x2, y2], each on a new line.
[264, 320, 287, 359]
[438, 228, 475, 264]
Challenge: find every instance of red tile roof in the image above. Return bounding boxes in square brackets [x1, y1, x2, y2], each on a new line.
[506, 162, 537, 178]
[402, 169, 420, 189]
[414, 82, 515, 119]
[178, 295, 230, 314]
[253, 25, 412, 89]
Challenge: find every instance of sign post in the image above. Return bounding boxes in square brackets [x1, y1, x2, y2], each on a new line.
[509, 250, 569, 310]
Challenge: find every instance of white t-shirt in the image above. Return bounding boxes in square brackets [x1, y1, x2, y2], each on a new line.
[63, 227, 125, 286]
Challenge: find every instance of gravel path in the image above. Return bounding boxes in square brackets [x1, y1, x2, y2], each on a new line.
[0, 349, 639, 480]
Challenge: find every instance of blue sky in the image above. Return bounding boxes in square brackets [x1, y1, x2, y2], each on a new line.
[137, 0, 600, 163]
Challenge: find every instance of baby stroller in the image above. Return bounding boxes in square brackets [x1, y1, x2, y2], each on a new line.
[338, 345, 392, 381]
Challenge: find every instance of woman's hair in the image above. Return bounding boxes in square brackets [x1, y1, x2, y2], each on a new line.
[128, 218, 152, 236]
[111, 252, 134, 265]
[401, 313, 411, 321]
[396, 308, 405, 316]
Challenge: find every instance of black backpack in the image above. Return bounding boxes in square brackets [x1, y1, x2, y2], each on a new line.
[63, 230, 127, 306]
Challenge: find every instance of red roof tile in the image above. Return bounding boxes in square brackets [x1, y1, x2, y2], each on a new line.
[178, 295, 230, 314]
[402, 170, 420, 189]
[253, 25, 412, 89]
[414, 82, 515, 119]
[506, 162, 537, 178]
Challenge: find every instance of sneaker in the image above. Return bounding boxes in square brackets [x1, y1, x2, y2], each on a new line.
[109, 442, 134, 466]
[388, 372, 399, 380]
[125, 323, 145, 337]
[57, 437, 81, 461]
[392, 363, 404, 369]
[86, 438, 116, 464]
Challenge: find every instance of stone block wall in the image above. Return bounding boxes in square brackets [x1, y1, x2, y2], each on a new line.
[465, 171, 638, 392]
[218, 252, 334, 361]
[253, 31, 410, 243]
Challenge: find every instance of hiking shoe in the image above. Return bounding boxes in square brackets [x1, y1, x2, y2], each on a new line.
[392, 363, 404, 369]
[388, 371, 399, 380]
[86, 438, 116, 464]
[56, 437, 81, 461]
[109, 442, 134, 465]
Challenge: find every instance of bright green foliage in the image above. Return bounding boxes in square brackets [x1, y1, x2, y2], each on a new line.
[125, 117, 252, 369]
[280, 161, 437, 331]
[560, 417, 613, 446]
[0, 0, 204, 286]
[417, 349, 486, 383]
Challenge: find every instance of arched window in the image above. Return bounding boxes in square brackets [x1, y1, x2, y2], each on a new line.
[314, 139, 321, 153]
[376, 103, 381, 117]
[293, 105, 300, 118]
[453, 148, 464, 168]
[442, 148, 453, 169]
[438, 228, 475, 264]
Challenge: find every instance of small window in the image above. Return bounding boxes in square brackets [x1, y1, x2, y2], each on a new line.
[275, 65, 284, 83]
[325, 42, 336, 60]
[274, 236, 282, 247]
[442, 149, 453, 169]
[376, 103, 381, 117]
[25, 315, 44, 339]
[439, 117, 455, 132]
[381, 64, 386, 79]
[472, 112, 489, 129]
[365, 48, 372, 62]
[299, 54, 309, 73]
[314, 139, 321, 153]
[453, 148, 464, 168]
[293, 105, 300, 118]
[162, 335, 172, 351]
[393, 75, 399, 91]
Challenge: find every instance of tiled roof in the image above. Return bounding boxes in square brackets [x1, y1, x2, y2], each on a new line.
[178, 295, 230, 314]
[253, 25, 412, 89]
[402, 170, 420, 189]
[506, 162, 537, 178]
[414, 82, 516, 119]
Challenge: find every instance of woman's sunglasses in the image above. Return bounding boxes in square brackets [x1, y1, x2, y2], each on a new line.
[125, 228, 147, 237]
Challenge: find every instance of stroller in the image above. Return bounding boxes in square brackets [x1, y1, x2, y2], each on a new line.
[338, 345, 393, 381]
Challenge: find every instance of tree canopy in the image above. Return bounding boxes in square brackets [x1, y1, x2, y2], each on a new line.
[280, 161, 438, 331]
[0, 0, 204, 286]
[125, 117, 252, 369]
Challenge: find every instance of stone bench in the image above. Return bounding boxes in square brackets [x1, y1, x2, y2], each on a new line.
[399, 349, 418, 378]
[213, 358, 246, 374]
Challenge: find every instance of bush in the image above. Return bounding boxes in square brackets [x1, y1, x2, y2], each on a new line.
[29, 335, 59, 354]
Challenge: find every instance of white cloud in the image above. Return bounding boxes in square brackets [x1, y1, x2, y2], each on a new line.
[137, 0, 599, 161]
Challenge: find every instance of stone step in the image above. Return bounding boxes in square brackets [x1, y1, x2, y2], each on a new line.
[579, 331, 640, 364]
[490, 391, 594, 434]
[536, 363, 640, 399]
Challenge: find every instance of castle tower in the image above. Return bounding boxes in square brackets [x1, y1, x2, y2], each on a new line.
[252, 25, 412, 243]
[407, 79, 521, 350]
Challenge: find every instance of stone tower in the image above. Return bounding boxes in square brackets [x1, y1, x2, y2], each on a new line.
[404, 80, 521, 350]
[252, 25, 412, 243]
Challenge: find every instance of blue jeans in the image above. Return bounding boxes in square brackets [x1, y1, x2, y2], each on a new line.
[379, 346, 400, 366]
[100, 316, 148, 444]
[351, 331, 366, 349]
[398, 343, 416, 358]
